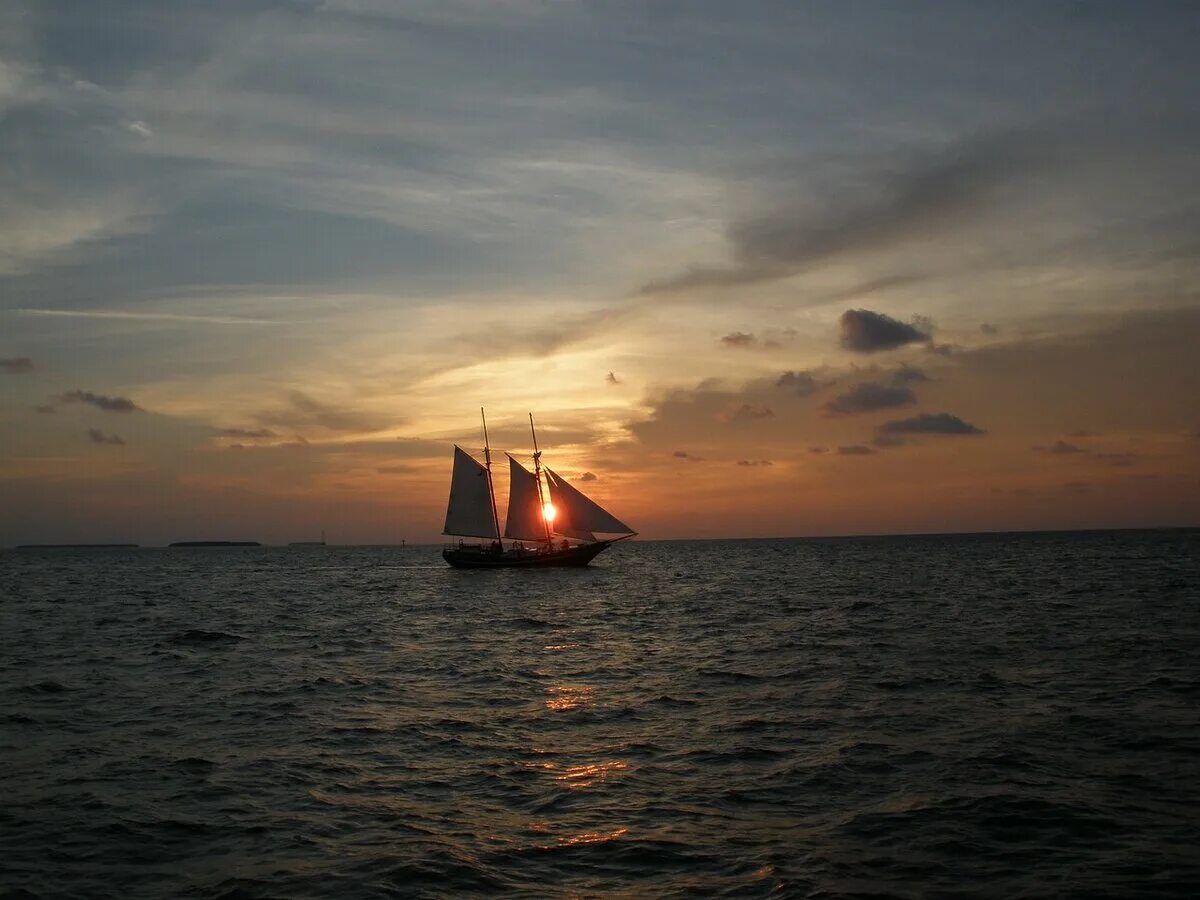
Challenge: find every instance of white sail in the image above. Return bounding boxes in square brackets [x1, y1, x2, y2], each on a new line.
[442, 445, 498, 538]
[544, 467, 634, 536]
[504, 455, 550, 542]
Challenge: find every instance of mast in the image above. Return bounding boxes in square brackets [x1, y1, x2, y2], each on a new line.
[481, 408, 503, 548]
[529, 413, 554, 546]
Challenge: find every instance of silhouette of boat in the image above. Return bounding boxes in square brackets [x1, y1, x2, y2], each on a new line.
[442, 411, 635, 568]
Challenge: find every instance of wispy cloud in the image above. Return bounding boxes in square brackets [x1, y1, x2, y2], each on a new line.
[823, 382, 916, 416]
[255, 390, 393, 436]
[1, 356, 34, 373]
[1035, 440, 1087, 454]
[58, 389, 143, 413]
[720, 331, 756, 348]
[13, 309, 274, 326]
[639, 130, 1050, 293]
[215, 427, 277, 439]
[878, 413, 984, 436]
[776, 370, 819, 396]
[87, 427, 126, 446]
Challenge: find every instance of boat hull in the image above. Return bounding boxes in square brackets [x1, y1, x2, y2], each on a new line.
[442, 541, 611, 568]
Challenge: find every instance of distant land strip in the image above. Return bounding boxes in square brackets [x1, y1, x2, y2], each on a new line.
[15, 544, 139, 549]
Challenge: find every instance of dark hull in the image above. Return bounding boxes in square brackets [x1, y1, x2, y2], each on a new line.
[443, 541, 610, 568]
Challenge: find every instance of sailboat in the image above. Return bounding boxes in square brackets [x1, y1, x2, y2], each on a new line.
[441, 410, 636, 568]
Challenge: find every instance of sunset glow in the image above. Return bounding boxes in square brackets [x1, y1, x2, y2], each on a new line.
[0, 2, 1197, 546]
[542, 504, 557, 525]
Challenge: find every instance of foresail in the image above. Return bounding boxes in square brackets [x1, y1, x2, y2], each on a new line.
[544, 467, 634, 535]
[504, 455, 548, 542]
[443, 445, 498, 539]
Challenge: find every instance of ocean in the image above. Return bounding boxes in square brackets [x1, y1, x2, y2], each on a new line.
[2, 530, 1198, 898]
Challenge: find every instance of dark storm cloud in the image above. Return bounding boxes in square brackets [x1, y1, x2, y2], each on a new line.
[720, 332, 756, 348]
[639, 131, 1046, 293]
[839, 309, 930, 353]
[837, 445, 875, 455]
[1, 357, 35, 373]
[87, 427, 125, 446]
[776, 370, 819, 396]
[823, 382, 916, 416]
[878, 413, 985, 435]
[59, 389, 143, 413]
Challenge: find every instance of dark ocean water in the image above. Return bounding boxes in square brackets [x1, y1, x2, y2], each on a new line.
[1, 530, 1198, 899]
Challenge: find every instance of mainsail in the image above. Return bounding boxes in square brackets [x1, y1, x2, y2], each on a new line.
[443, 445, 499, 539]
[504, 455, 549, 542]
[544, 467, 634, 537]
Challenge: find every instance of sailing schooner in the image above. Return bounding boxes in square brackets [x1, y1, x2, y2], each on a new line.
[442, 410, 636, 568]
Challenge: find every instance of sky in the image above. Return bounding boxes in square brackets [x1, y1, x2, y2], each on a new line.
[1, 0, 1198, 545]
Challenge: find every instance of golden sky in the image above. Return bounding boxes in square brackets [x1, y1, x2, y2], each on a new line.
[1, 2, 1198, 544]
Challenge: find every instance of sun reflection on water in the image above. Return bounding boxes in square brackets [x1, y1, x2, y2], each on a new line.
[544, 684, 594, 711]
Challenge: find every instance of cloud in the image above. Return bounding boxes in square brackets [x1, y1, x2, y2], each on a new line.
[606, 371, 620, 385]
[14, 308, 273, 326]
[872, 434, 906, 448]
[639, 130, 1043, 293]
[878, 412, 985, 435]
[1035, 440, 1086, 454]
[837, 445, 875, 455]
[577, 471, 598, 481]
[255, 390, 391, 435]
[823, 381, 916, 416]
[839, 309, 930, 353]
[720, 331, 756, 348]
[980, 323, 999, 335]
[736, 459, 772, 467]
[724, 403, 774, 422]
[672, 450, 703, 462]
[808, 446, 828, 454]
[215, 427, 277, 439]
[58, 389, 143, 413]
[1, 357, 34, 373]
[892, 364, 930, 386]
[87, 428, 125, 446]
[776, 370, 819, 396]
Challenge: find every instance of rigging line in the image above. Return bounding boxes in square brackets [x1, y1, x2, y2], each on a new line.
[481, 408, 503, 547]
[530, 412, 553, 545]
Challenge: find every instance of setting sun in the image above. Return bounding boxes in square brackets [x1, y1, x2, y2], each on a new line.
[542, 503, 557, 524]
